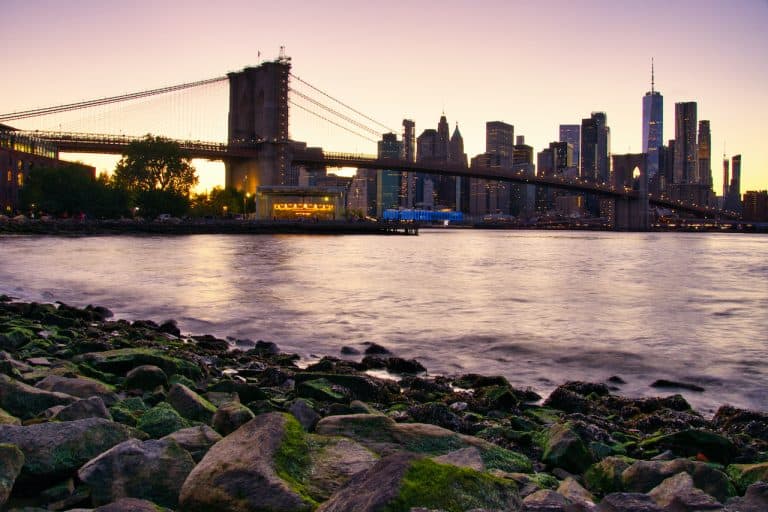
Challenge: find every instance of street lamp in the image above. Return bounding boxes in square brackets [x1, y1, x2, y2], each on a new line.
[244, 193, 250, 219]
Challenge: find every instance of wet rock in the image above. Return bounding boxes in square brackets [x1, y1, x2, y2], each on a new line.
[385, 357, 426, 375]
[179, 412, 315, 512]
[166, 383, 216, 423]
[0, 418, 139, 489]
[78, 438, 195, 508]
[212, 401, 255, 436]
[51, 396, 112, 421]
[596, 492, 664, 511]
[75, 348, 203, 381]
[35, 375, 118, 405]
[724, 481, 768, 512]
[647, 472, 723, 511]
[584, 456, 634, 495]
[254, 340, 280, 354]
[93, 497, 172, 511]
[0, 443, 24, 505]
[639, 429, 736, 464]
[137, 402, 190, 438]
[542, 422, 592, 474]
[558, 477, 596, 509]
[295, 372, 399, 403]
[298, 378, 351, 403]
[340, 346, 360, 355]
[650, 379, 705, 392]
[192, 334, 228, 352]
[544, 387, 592, 414]
[407, 402, 463, 431]
[363, 342, 391, 355]
[713, 405, 768, 442]
[0, 374, 78, 419]
[207, 380, 268, 403]
[522, 489, 570, 511]
[607, 376, 626, 384]
[161, 425, 222, 462]
[289, 398, 321, 431]
[0, 326, 36, 350]
[622, 459, 733, 502]
[85, 304, 114, 321]
[317, 453, 520, 512]
[157, 319, 180, 337]
[124, 365, 168, 391]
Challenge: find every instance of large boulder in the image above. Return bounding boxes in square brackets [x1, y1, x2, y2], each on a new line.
[724, 481, 768, 512]
[622, 458, 733, 502]
[584, 456, 635, 496]
[522, 489, 571, 511]
[639, 429, 736, 464]
[317, 453, 520, 512]
[35, 375, 118, 405]
[596, 493, 664, 511]
[647, 472, 723, 511]
[0, 418, 139, 489]
[305, 437, 378, 501]
[179, 412, 316, 512]
[75, 348, 203, 381]
[161, 425, 222, 463]
[0, 443, 24, 506]
[0, 374, 77, 419]
[51, 396, 112, 421]
[137, 402, 191, 439]
[166, 383, 216, 423]
[542, 422, 592, 474]
[78, 438, 195, 508]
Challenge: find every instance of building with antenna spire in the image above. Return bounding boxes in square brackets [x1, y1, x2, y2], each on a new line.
[642, 58, 663, 193]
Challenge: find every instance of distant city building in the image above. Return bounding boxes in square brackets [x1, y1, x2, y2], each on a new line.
[580, 112, 610, 183]
[673, 102, 697, 184]
[724, 154, 743, 213]
[376, 132, 404, 217]
[742, 190, 768, 221]
[722, 156, 729, 199]
[486, 121, 514, 167]
[559, 124, 580, 174]
[401, 119, 416, 208]
[697, 120, 712, 188]
[642, 61, 663, 183]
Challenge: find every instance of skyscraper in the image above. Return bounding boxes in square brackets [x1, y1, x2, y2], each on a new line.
[559, 125, 580, 173]
[642, 60, 663, 181]
[594, 112, 610, 183]
[486, 121, 514, 167]
[697, 120, 711, 187]
[376, 132, 404, 217]
[722, 156, 729, 199]
[580, 117, 598, 181]
[673, 102, 697, 184]
[401, 119, 416, 207]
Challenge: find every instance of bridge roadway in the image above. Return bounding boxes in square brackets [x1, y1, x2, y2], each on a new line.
[24, 131, 731, 218]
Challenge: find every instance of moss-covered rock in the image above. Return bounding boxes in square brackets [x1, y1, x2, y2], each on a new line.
[212, 401, 255, 436]
[0, 443, 24, 505]
[109, 397, 149, 427]
[583, 455, 635, 495]
[137, 402, 191, 438]
[0, 374, 78, 419]
[0, 326, 36, 350]
[542, 422, 592, 474]
[639, 428, 737, 464]
[297, 378, 350, 403]
[622, 458, 734, 502]
[179, 412, 316, 512]
[75, 348, 203, 381]
[0, 407, 20, 426]
[294, 372, 398, 403]
[34, 375, 118, 405]
[124, 365, 168, 391]
[166, 383, 216, 423]
[727, 462, 768, 494]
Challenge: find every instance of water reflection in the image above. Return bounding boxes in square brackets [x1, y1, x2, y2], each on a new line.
[0, 231, 766, 413]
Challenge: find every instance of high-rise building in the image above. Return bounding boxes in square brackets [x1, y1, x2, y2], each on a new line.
[436, 114, 450, 161]
[559, 124, 580, 173]
[642, 60, 663, 182]
[594, 112, 610, 183]
[697, 120, 711, 187]
[449, 123, 467, 167]
[743, 190, 768, 221]
[486, 121, 514, 166]
[722, 156, 729, 199]
[376, 132, 404, 217]
[402, 119, 416, 162]
[673, 102, 697, 184]
[724, 154, 742, 213]
[580, 113, 609, 182]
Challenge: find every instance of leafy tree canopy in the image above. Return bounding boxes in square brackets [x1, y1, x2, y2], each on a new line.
[114, 135, 198, 195]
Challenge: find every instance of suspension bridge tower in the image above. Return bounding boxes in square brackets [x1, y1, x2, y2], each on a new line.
[226, 56, 291, 193]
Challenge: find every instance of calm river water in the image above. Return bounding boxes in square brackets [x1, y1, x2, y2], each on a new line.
[1, 230, 766, 413]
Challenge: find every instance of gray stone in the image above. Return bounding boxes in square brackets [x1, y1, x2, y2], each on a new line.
[212, 401, 255, 435]
[52, 396, 112, 421]
[78, 438, 195, 508]
[0, 418, 139, 485]
[0, 373, 77, 419]
[595, 493, 664, 512]
[93, 497, 173, 511]
[0, 443, 24, 506]
[433, 447, 485, 471]
[522, 489, 570, 511]
[648, 472, 723, 511]
[179, 412, 315, 512]
[289, 398, 321, 431]
[622, 458, 732, 502]
[542, 422, 592, 474]
[36, 375, 118, 405]
[557, 477, 596, 509]
[161, 425, 222, 462]
[306, 437, 378, 501]
[166, 383, 216, 423]
[724, 482, 768, 512]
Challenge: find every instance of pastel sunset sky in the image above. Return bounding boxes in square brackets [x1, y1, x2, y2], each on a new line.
[2, 0, 766, 194]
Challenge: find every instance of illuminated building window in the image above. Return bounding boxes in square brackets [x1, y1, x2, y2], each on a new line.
[17, 173, 24, 188]
[6, 170, 11, 182]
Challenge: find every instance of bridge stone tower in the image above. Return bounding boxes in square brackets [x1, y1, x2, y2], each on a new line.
[226, 59, 290, 193]
[612, 153, 649, 230]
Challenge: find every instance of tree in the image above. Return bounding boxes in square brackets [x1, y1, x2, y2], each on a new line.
[113, 135, 198, 195]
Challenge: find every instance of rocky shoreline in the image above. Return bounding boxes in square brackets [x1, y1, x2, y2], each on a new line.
[0, 297, 766, 511]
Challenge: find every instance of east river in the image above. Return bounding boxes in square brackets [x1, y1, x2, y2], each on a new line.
[1, 230, 766, 414]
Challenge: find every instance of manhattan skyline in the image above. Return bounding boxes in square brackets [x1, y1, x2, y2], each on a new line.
[1, 0, 766, 195]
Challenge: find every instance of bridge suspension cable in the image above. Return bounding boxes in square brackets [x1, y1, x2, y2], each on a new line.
[0, 76, 229, 123]
[288, 100, 378, 143]
[289, 72, 395, 133]
[289, 89, 382, 137]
